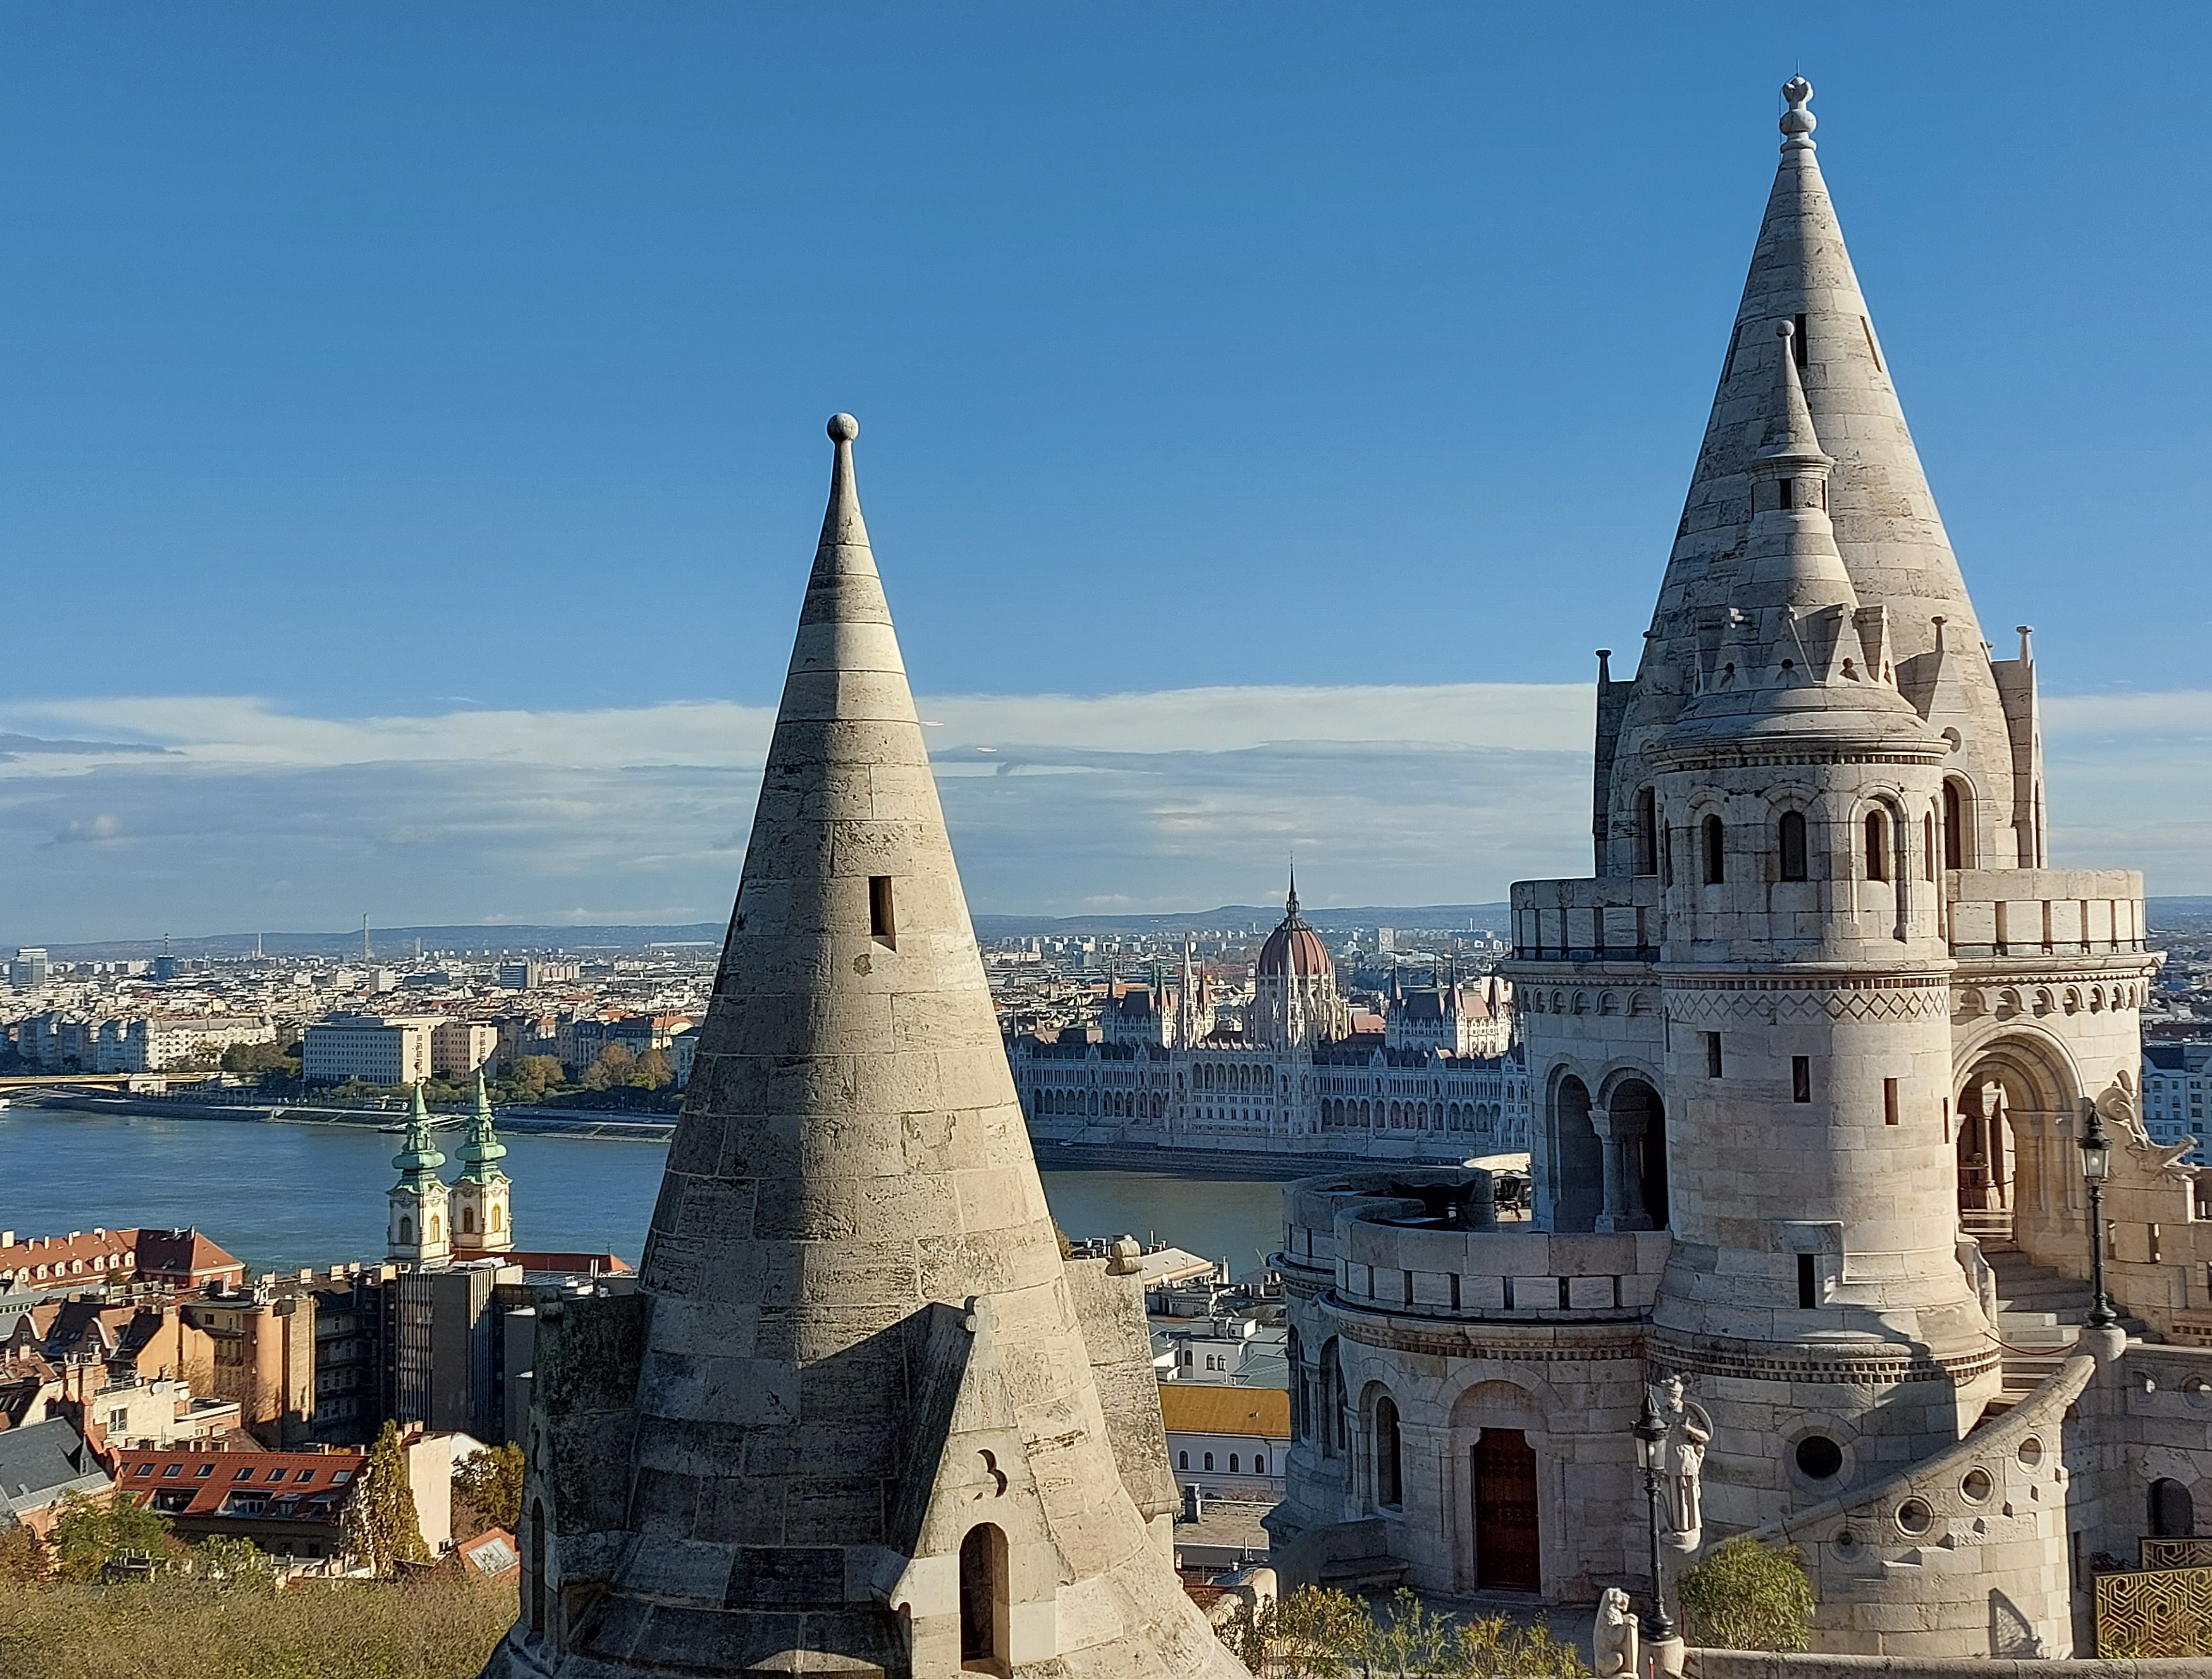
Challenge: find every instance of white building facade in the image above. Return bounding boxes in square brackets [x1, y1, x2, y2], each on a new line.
[1011, 883, 1529, 1162]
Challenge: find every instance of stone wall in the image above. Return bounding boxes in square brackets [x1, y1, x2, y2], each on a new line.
[1746, 1343, 2098, 1657]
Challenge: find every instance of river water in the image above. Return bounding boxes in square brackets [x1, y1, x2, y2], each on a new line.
[0, 1107, 1288, 1279]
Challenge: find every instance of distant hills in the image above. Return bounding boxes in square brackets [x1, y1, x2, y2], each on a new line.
[28, 896, 2212, 960]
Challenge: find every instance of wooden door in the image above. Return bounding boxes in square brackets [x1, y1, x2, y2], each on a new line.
[1473, 1429, 1540, 1592]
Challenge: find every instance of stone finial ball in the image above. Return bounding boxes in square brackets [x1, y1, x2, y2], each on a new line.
[827, 413, 860, 443]
[1776, 319, 1796, 339]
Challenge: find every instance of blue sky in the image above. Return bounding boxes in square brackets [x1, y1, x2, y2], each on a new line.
[1, 5, 2207, 939]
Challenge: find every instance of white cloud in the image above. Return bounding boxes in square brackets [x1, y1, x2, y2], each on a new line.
[0, 680, 2199, 943]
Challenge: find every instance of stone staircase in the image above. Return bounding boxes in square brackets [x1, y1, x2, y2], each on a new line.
[1974, 1228, 2150, 1414]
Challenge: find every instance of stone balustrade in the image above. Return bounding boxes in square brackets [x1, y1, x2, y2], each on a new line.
[1511, 876, 1665, 962]
[1279, 1172, 1670, 1322]
[1943, 868, 2145, 959]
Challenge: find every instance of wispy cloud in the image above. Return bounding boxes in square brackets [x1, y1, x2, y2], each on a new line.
[0, 682, 2197, 943]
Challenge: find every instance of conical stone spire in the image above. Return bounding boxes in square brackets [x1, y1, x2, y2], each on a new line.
[1599, 78, 2023, 866]
[539, 416, 1245, 1679]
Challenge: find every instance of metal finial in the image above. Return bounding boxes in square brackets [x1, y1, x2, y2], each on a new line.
[1781, 77, 1816, 153]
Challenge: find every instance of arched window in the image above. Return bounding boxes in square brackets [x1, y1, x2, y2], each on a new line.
[1702, 815, 1725, 885]
[1204, 1452, 1215, 1471]
[2150, 1478, 2196, 1539]
[1943, 778, 1968, 870]
[1865, 809, 1890, 881]
[1229, 1454, 1240, 1473]
[1778, 811, 1808, 882]
[959, 1524, 1008, 1669]
[1374, 1395, 1403, 1509]
[1634, 787, 1658, 875]
[1923, 812, 1936, 881]
[398, 1216, 414, 1246]
[492, 1206, 505, 1232]
[1319, 1341, 1344, 1458]
[429, 1216, 442, 1244]
[462, 1207, 478, 1235]
[527, 1498, 547, 1642]
[1254, 1453, 1267, 1475]
[1178, 1451, 1189, 1470]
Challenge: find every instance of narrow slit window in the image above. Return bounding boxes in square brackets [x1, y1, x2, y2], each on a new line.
[1942, 1098, 1951, 1143]
[1883, 1078, 1900, 1127]
[1635, 787, 1658, 876]
[1778, 811, 1808, 882]
[1792, 313, 1808, 366]
[1704, 1032, 1724, 1080]
[1702, 814, 1725, 885]
[869, 875, 897, 947]
[1861, 316, 1883, 372]
[1778, 477, 1794, 511]
[1798, 1253, 1817, 1310]
[1792, 1056, 1812, 1104]
[1864, 810, 1889, 881]
[1924, 813, 1936, 881]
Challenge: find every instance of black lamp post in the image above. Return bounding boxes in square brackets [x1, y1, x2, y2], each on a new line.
[2078, 1102, 2119, 1329]
[1632, 1388, 1676, 1643]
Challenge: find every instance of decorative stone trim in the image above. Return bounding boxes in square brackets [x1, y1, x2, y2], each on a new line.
[1648, 1335, 2000, 1386]
[1330, 1300, 1648, 1361]
[1663, 976, 1951, 1025]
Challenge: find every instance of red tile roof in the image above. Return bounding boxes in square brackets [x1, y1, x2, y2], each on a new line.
[113, 1447, 366, 1523]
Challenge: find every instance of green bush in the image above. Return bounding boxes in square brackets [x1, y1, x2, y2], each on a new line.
[1677, 1537, 1815, 1652]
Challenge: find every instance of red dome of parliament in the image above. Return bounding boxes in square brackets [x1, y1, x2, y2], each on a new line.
[1257, 873, 1332, 980]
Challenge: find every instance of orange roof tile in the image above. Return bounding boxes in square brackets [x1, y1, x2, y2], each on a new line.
[1157, 1385, 1290, 1440]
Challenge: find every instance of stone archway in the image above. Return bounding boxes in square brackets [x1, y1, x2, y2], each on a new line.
[1548, 1074, 1602, 1233]
[1597, 1076, 1666, 1231]
[1448, 1379, 1547, 1595]
[1956, 1030, 2083, 1276]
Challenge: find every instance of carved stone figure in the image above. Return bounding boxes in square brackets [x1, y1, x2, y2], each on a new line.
[1593, 1587, 1639, 1679]
[1653, 1376, 1710, 1552]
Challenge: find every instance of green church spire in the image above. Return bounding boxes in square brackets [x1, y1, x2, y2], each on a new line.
[391, 1082, 446, 1183]
[455, 1070, 509, 1185]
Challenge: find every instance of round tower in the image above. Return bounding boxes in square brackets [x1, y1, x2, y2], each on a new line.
[1644, 311, 1996, 1523]
[450, 1071, 513, 1255]
[387, 1082, 451, 1267]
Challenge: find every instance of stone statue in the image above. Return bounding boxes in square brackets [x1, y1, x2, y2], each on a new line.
[1593, 1587, 1638, 1679]
[1652, 1375, 1711, 1552]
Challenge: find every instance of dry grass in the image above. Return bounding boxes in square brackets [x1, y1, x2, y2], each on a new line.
[0, 1572, 516, 1679]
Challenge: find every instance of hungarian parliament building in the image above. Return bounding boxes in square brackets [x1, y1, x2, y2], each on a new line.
[1008, 880, 1530, 1161]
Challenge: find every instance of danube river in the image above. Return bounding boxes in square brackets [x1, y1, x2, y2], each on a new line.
[0, 1107, 1289, 1279]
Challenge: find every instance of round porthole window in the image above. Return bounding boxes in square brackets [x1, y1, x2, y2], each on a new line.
[2016, 1436, 2044, 1469]
[1960, 1468, 1993, 1504]
[1795, 1435, 1844, 1480]
[1896, 1497, 1934, 1536]
[1832, 1528, 1861, 1561]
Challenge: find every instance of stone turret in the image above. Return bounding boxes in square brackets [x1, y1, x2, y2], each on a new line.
[387, 1083, 450, 1267]
[488, 417, 1245, 1679]
[1595, 76, 2043, 880]
[451, 1072, 513, 1255]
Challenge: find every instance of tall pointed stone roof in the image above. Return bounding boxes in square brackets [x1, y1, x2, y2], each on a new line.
[1608, 78, 2018, 827]
[589, 415, 1242, 1679]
